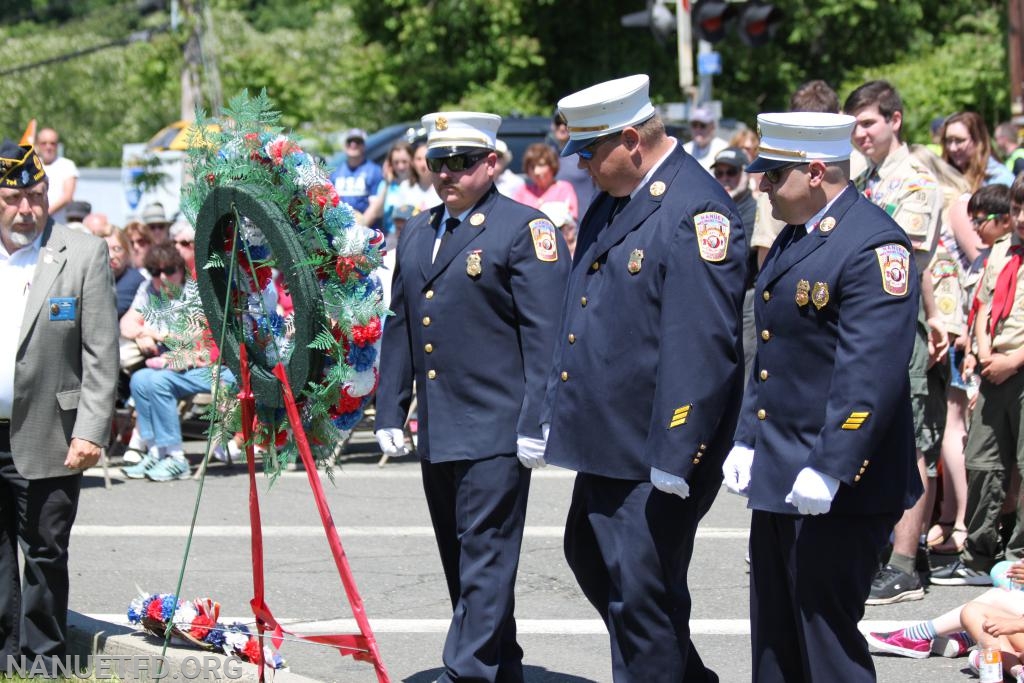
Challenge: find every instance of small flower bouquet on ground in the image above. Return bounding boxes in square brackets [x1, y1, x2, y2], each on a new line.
[128, 592, 286, 669]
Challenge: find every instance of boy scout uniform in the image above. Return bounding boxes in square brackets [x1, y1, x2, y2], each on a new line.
[734, 113, 921, 683]
[376, 112, 569, 683]
[855, 143, 941, 271]
[542, 75, 747, 683]
[961, 232, 1024, 571]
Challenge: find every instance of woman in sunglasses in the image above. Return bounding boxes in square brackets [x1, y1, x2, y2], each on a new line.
[119, 243, 233, 481]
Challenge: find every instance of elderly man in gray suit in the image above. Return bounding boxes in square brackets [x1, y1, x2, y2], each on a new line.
[0, 139, 117, 672]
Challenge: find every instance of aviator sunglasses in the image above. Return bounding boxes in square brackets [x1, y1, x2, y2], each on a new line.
[577, 132, 621, 161]
[763, 162, 807, 184]
[426, 151, 491, 173]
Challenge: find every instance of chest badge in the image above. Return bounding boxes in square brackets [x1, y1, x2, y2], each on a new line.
[470, 212, 485, 226]
[628, 249, 644, 274]
[466, 250, 482, 277]
[812, 281, 830, 309]
[649, 181, 666, 197]
[818, 217, 836, 233]
[795, 279, 810, 307]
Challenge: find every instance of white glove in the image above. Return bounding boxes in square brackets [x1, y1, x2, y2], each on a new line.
[651, 466, 690, 500]
[374, 428, 408, 456]
[785, 467, 840, 515]
[516, 434, 547, 469]
[722, 444, 755, 496]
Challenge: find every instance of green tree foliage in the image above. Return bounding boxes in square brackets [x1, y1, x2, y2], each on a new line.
[0, 0, 1015, 166]
[709, 0, 1007, 137]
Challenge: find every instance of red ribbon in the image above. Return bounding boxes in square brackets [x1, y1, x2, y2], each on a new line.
[989, 245, 1024, 337]
[236, 348, 389, 682]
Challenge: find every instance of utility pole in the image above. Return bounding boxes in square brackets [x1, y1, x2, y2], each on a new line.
[1010, 0, 1024, 121]
[175, 0, 202, 122]
[677, 0, 695, 99]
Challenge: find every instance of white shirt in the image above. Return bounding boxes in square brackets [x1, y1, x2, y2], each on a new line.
[43, 156, 79, 224]
[0, 235, 42, 419]
[683, 137, 728, 173]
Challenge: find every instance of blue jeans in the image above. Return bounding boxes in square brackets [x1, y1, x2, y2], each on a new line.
[129, 367, 235, 448]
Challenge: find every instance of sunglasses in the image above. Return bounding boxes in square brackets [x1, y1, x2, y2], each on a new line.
[425, 151, 491, 173]
[150, 265, 181, 278]
[175, 239, 194, 247]
[714, 167, 740, 179]
[763, 162, 807, 185]
[971, 213, 1004, 228]
[577, 132, 621, 161]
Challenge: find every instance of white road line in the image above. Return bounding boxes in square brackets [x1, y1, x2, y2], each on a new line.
[71, 526, 750, 539]
[82, 615, 908, 636]
[87, 467, 577, 480]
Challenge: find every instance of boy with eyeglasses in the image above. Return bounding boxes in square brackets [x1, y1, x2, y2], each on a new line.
[932, 182, 1024, 585]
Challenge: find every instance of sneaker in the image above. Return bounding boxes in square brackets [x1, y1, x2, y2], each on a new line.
[866, 564, 925, 605]
[145, 456, 191, 481]
[968, 648, 980, 674]
[864, 629, 931, 659]
[929, 559, 993, 586]
[122, 452, 160, 479]
[122, 448, 144, 464]
[931, 631, 971, 658]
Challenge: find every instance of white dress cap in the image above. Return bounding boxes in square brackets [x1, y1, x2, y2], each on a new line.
[421, 111, 502, 159]
[747, 112, 857, 173]
[556, 74, 657, 157]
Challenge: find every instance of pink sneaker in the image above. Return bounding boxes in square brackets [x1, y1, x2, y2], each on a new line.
[931, 631, 971, 658]
[865, 629, 931, 659]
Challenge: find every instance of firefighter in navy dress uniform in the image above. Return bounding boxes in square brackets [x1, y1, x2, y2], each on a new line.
[722, 112, 923, 683]
[374, 111, 569, 683]
[539, 75, 747, 682]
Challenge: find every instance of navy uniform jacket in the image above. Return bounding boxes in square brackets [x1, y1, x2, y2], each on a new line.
[377, 185, 569, 462]
[734, 184, 923, 515]
[541, 145, 747, 484]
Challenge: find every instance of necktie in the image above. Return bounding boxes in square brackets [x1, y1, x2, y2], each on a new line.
[609, 195, 630, 224]
[441, 217, 459, 246]
[989, 245, 1024, 336]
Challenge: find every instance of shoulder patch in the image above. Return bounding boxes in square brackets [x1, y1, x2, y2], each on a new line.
[875, 243, 911, 296]
[694, 211, 730, 262]
[529, 218, 559, 262]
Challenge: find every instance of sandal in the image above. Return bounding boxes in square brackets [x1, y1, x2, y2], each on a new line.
[927, 520, 954, 548]
[932, 526, 968, 555]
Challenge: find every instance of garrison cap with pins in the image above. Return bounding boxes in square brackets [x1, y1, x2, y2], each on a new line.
[0, 139, 46, 189]
[556, 74, 657, 157]
[421, 111, 501, 159]
[746, 112, 857, 173]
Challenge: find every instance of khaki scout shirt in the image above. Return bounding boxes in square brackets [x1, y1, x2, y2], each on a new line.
[929, 241, 965, 337]
[857, 144, 942, 272]
[977, 233, 1024, 353]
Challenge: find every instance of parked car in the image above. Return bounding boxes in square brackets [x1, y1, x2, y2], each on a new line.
[328, 115, 552, 175]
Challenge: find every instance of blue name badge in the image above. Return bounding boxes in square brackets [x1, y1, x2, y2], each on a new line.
[49, 297, 77, 321]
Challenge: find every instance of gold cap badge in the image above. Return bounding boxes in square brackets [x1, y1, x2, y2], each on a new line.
[649, 180, 666, 197]
[435, 116, 448, 131]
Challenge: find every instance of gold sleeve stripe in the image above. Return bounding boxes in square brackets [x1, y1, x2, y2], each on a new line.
[669, 404, 692, 429]
[841, 411, 870, 430]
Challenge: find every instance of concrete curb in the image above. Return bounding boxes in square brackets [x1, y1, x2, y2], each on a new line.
[68, 611, 323, 682]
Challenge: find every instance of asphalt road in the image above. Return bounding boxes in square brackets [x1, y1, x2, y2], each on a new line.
[69, 433, 988, 682]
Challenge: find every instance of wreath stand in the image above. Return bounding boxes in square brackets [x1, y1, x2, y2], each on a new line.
[235, 345, 389, 683]
[191, 184, 391, 683]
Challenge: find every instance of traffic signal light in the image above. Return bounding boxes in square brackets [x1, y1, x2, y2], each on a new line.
[692, 0, 782, 46]
[737, 1, 784, 47]
[692, 0, 735, 44]
[621, 0, 678, 45]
